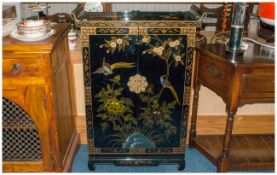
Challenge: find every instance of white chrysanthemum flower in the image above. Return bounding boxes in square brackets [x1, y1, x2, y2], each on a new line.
[127, 74, 148, 94]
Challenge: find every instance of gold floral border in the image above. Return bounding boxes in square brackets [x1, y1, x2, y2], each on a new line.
[76, 20, 201, 28]
[81, 27, 196, 47]
[81, 27, 96, 47]
[180, 27, 196, 47]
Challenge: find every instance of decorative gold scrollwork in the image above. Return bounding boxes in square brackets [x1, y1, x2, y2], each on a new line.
[117, 160, 155, 166]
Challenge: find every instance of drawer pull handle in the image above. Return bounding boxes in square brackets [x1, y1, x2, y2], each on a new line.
[11, 64, 21, 75]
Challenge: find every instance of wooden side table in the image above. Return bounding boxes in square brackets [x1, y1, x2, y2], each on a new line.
[189, 44, 274, 172]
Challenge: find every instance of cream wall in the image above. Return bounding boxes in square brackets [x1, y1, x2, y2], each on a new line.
[73, 64, 86, 116]
[198, 87, 274, 115]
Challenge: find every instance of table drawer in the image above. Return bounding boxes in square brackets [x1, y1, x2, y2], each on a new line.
[198, 55, 234, 95]
[3, 59, 44, 78]
[241, 74, 274, 93]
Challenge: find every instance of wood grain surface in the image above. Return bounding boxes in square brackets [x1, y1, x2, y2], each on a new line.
[3, 23, 80, 172]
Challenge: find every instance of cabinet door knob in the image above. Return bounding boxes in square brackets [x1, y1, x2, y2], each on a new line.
[11, 64, 21, 75]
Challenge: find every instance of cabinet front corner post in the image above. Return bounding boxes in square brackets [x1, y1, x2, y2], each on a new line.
[189, 49, 201, 148]
[189, 81, 201, 147]
[189, 50, 201, 147]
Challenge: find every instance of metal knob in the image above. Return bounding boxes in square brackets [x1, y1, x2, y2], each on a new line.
[11, 64, 21, 75]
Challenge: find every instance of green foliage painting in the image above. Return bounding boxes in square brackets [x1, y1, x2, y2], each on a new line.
[95, 75, 136, 133]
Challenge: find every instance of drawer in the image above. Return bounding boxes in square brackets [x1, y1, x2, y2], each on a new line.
[241, 74, 274, 93]
[198, 54, 234, 95]
[3, 59, 44, 78]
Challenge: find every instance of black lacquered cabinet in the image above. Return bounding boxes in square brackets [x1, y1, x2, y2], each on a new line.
[74, 8, 202, 170]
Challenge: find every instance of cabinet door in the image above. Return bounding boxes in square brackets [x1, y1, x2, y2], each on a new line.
[52, 49, 76, 168]
[136, 29, 187, 149]
[3, 85, 53, 172]
[88, 28, 139, 149]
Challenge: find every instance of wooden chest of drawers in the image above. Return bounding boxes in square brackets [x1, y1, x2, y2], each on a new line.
[2, 24, 80, 172]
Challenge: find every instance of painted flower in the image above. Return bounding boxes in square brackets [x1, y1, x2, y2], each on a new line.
[104, 98, 125, 113]
[127, 74, 148, 94]
[116, 38, 123, 44]
[173, 52, 185, 67]
[174, 40, 180, 46]
[153, 47, 163, 56]
[158, 46, 164, 51]
[110, 42, 117, 48]
[169, 41, 175, 47]
[100, 36, 130, 54]
[153, 47, 159, 53]
[113, 75, 121, 82]
[157, 51, 163, 56]
[175, 55, 182, 62]
[141, 36, 150, 43]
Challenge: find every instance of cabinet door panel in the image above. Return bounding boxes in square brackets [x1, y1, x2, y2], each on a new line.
[137, 34, 187, 148]
[52, 58, 75, 164]
[89, 34, 138, 148]
[3, 85, 53, 172]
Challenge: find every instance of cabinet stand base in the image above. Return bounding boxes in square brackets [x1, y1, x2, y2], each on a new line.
[88, 155, 185, 171]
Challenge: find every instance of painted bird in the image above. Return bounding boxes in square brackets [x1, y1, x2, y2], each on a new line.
[160, 75, 180, 105]
[93, 57, 136, 76]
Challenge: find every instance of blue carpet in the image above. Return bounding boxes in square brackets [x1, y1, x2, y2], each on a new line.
[71, 144, 216, 172]
[71, 145, 274, 172]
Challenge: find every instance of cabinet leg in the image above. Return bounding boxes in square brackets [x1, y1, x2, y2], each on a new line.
[177, 160, 186, 171]
[218, 111, 236, 172]
[189, 82, 201, 148]
[88, 159, 96, 171]
[218, 157, 228, 172]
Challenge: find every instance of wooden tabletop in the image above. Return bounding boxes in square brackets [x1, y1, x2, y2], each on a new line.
[3, 23, 70, 53]
[196, 43, 274, 65]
